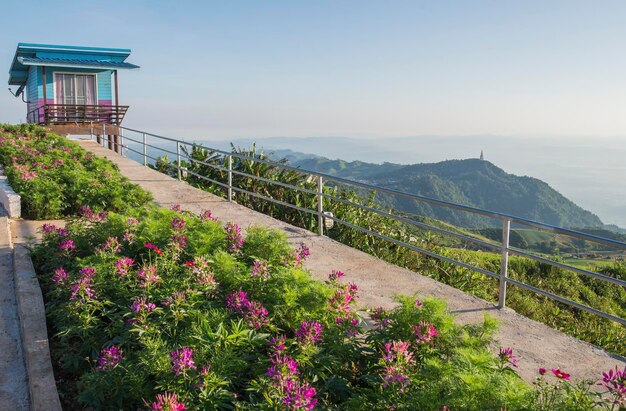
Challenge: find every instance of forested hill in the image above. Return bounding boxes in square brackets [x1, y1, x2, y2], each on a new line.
[281, 151, 605, 229]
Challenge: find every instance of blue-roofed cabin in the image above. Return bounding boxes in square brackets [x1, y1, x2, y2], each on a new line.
[8, 43, 139, 127]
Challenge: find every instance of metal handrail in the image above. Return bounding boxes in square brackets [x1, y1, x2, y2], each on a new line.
[106, 126, 626, 326]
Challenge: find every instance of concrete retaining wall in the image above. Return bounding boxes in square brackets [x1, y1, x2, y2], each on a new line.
[0, 175, 20, 218]
[13, 245, 61, 411]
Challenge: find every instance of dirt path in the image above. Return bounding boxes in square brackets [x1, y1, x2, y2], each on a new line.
[73, 139, 626, 385]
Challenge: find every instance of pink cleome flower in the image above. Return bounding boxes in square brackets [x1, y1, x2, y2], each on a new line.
[224, 222, 244, 253]
[148, 391, 187, 411]
[59, 238, 76, 253]
[225, 290, 269, 329]
[130, 296, 156, 313]
[115, 257, 134, 276]
[96, 345, 123, 371]
[498, 347, 519, 368]
[170, 346, 196, 376]
[52, 267, 69, 285]
[199, 209, 219, 221]
[251, 259, 269, 279]
[137, 265, 160, 287]
[296, 321, 324, 345]
[413, 321, 438, 344]
[265, 341, 317, 411]
[601, 366, 626, 406]
[171, 217, 186, 232]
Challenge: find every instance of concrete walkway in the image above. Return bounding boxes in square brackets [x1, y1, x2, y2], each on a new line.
[76, 139, 625, 385]
[0, 210, 29, 410]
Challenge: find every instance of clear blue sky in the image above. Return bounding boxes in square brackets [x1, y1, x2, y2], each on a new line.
[3, 0, 626, 139]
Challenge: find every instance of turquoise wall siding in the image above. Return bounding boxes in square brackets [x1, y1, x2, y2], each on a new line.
[26, 66, 40, 115]
[33, 66, 113, 104]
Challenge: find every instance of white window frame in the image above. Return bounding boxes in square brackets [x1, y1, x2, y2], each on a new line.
[52, 72, 98, 105]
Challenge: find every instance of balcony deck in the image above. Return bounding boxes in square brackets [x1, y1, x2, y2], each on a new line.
[27, 104, 129, 127]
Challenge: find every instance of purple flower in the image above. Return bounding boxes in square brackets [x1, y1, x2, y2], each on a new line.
[296, 321, 324, 345]
[327, 270, 344, 282]
[265, 339, 318, 410]
[224, 222, 244, 253]
[96, 345, 122, 371]
[130, 296, 156, 313]
[226, 290, 250, 313]
[170, 233, 187, 249]
[170, 204, 182, 212]
[115, 257, 134, 276]
[100, 236, 121, 254]
[59, 238, 76, 253]
[225, 290, 269, 329]
[163, 291, 186, 307]
[188, 256, 217, 286]
[171, 217, 186, 232]
[381, 340, 415, 392]
[137, 265, 160, 287]
[246, 301, 269, 329]
[52, 267, 69, 285]
[414, 299, 423, 308]
[251, 259, 269, 279]
[601, 366, 626, 406]
[170, 346, 196, 376]
[199, 209, 219, 221]
[42, 223, 58, 236]
[148, 392, 187, 411]
[69, 267, 96, 302]
[370, 307, 390, 329]
[79, 205, 107, 222]
[269, 335, 287, 355]
[413, 321, 438, 344]
[498, 347, 519, 369]
[126, 217, 139, 227]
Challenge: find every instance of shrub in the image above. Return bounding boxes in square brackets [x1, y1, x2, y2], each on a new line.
[31, 206, 621, 410]
[0, 123, 152, 219]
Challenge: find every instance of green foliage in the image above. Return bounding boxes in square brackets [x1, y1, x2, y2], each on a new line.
[35, 207, 607, 410]
[155, 147, 626, 358]
[0, 123, 152, 219]
[293, 155, 605, 229]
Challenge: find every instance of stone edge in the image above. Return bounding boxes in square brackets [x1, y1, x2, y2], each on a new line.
[0, 169, 21, 217]
[13, 244, 62, 411]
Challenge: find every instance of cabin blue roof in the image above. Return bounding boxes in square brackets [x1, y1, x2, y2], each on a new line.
[8, 43, 139, 85]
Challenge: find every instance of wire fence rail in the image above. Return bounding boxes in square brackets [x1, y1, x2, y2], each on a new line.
[90, 126, 626, 326]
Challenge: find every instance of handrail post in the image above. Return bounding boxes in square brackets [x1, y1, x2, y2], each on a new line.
[120, 128, 125, 157]
[142, 133, 147, 166]
[227, 155, 233, 202]
[176, 142, 182, 180]
[317, 175, 324, 235]
[498, 218, 511, 308]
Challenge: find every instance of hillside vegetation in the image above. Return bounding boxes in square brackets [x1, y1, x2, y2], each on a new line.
[155, 145, 626, 358]
[291, 155, 604, 229]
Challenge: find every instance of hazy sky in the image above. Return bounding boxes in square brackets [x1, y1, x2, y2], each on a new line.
[3, 1, 626, 138]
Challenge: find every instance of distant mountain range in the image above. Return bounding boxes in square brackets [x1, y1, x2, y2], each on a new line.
[272, 149, 613, 231]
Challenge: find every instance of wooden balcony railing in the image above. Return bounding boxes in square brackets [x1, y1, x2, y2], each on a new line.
[27, 104, 129, 126]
